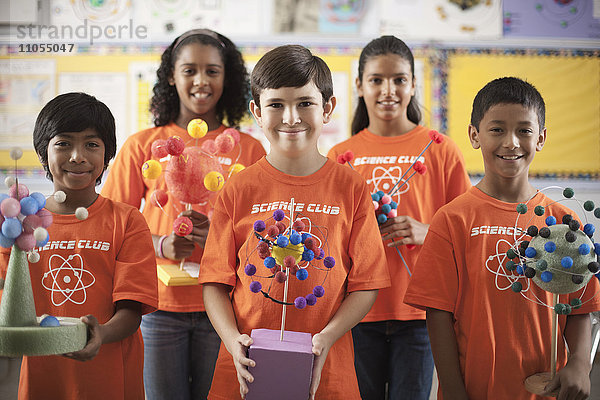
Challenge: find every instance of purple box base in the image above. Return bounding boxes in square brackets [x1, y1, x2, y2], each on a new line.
[246, 329, 313, 400]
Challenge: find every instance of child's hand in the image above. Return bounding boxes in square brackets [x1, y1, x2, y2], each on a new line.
[380, 216, 429, 247]
[224, 334, 255, 399]
[543, 359, 591, 400]
[162, 233, 195, 260]
[63, 315, 104, 362]
[179, 209, 210, 248]
[309, 332, 335, 400]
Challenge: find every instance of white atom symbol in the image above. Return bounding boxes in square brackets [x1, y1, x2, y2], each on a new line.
[42, 254, 96, 306]
[368, 166, 407, 203]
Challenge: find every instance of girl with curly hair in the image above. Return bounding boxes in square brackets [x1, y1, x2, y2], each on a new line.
[101, 29, 265, 400]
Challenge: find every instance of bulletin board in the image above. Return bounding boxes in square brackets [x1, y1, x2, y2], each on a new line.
[447, 52, 600, 176]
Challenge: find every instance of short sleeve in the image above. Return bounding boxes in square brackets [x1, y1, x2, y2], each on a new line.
[101, 136, 146, 208]
[443, 139, 471, 203]
[112, 209, 158, 314]
[404, 213, 459, 313]
[346, 182, 391, 293]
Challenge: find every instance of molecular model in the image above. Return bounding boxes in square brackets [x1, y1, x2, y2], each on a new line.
[141, 118, 245, 240]
[244, 200, 335, 311]
[486, 187, 599, 313]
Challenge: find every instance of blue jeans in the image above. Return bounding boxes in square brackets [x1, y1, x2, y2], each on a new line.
[352, 320, 434, 400]
[141, 310, 221, 400]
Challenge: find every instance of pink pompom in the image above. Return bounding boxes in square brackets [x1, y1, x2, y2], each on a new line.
[22, 214, 42, 233]
[290, 264, 299, 275]
[150, 190, 168, 207]
[373, 200, 379, 210]
[167, 136, 185, 156]
[428, 130, 444, 144]
[336, 154, 345, 164]
[283, 255, 296, 268]
[292, 220, 305, 232]
[173, 216, 193, 236]
[200, 139, 217, 155]
[165, 147, 224, 204]
[257, 241, 269, 252]
[387, 209, 397, 218]
[266, 225, 279, 237]
[413, 161, 427, 175]
[275, 271, 287, 283]
[223, 128, 241, 144]
[36, 209, 53, 228]
[343, 150, 354, 162]
[15, 232, 36, 252]
[151, 139, 169, 158]
[258, 249, 270, 259]
[380, 194, 392, 205]
[275, 221, 286, 235]
[9, 184, 29, 200]
[215, 133, 235, 154]
[1, 198, 21, 218]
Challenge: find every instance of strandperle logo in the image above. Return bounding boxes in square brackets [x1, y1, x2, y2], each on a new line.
[16, 19, 148, 45]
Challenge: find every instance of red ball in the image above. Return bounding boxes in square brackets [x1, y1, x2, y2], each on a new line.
[336, 154, 345, 164]
[22, 214, 42, 234]
[258, 249, 270, 259]
[343, 150, 354, 162]
[16, 233, 36, 251]
[167, 136, 186, 156]
[275, 271, 287, 283]
[283, 255, 296, 268]
[35, 209, 53, 228]
[215, 133, 235, 154]
[223, 128, 240, 144]
[290, 264, 299, 275]
[292, 220, 305, 232]
[201, 139, 217, 155]
[257, 241, 269, 252]
[173, 216, 193, 236]
[150, 190, 168, 207]
[151, 139, 169, 158]
[275, 221, 286, 235]
[266, 225, 279, 237]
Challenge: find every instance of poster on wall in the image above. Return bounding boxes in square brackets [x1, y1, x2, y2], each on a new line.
[503, 0, 600, 39]
[380, 0, 502, 40]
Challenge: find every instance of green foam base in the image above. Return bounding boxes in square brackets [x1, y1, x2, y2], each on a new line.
[0, 316, 87, 357]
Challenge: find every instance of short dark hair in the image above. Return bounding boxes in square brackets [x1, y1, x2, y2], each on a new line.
[470, 77, 546, 131]
[33, 92, 116, 184]
[352, 36, 421, 135]
[251, 45, 333, 108]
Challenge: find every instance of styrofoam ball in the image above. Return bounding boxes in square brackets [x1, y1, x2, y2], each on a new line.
[22, 214, 42, 233]
[2, 218, 22, 239]
[228, 163, 245, 175]
[1, 198, 21, 218]
[187, 119, 208, 138]
[142, 160, 162, 180]
[4, 176, 15, 188]
[167, 136, 185, 156]
[36, 231, 49, 247]
[75, 207, 88, 220]
[20, 197, 39, 216]
[150, 190, 168, 207]
[151, 139, 169, 158]
[9, 183, 29, 200]
[215, 133, 235, 154]
[223, 127, 240, 144]
[40, 315, 60, 327]
[173, 216, 193, 236]
[9, 147, 23, 160]
[0, 232, 15, 248]
[204, 171, 225, 192]
[200, 139, 217, 155]
[29, 192, 46, 210]
[15, 233, 36, 251]
[36, 209, 53, 228]
[34, 227, 48, 242]
[28, 251, 40, 263]
[53, 191, 66, 203]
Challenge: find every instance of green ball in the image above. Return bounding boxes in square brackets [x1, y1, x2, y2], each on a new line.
[506, 260, 516, 271]
[536, 259, 548, 271]
[534, 205, 545, 216]
[554, 303, 566, 314]
[506, 249, 517, 259]
[563, 188, 574, 198]
[594, 208, 600, 218]
[584, 201, 595, 212]
[570, 298, 582, 309]
[516, 203, 528, 214]
[511, 281, 523, 292]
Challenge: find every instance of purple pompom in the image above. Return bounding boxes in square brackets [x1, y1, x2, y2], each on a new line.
[253, 220, 266, 232]
[313, 285, 325, 298]
[315, 248, 325, 260]
[294, 296, 307, 309]
[273, 209, 285, 221]
[245, 264, 256, 276]
[323, 256, 335, 269]
[305, 293, 317, 306]
[249, 281, 262, 293]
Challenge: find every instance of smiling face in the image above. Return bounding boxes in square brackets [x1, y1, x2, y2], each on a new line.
[250, 81, 335, 160]
[357, 53, 415, 130]
[169, 42, 224, 128]
[469, 103, 546, 184]
[45, 128, 106, 203]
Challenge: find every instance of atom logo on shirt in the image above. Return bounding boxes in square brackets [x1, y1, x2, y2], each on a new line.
[41, 253, 96, 306]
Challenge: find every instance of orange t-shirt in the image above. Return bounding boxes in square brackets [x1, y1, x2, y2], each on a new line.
[0, 195, 158, 400]
[404, 187, 600, 400]
[328, 126, 470, 321]
[199, 157, 391, 400]
[101, 122, 266, 312]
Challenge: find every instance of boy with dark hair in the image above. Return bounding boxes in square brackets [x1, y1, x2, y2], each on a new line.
[404, 77, 600, 399]
[1, 92, 158, 399]
[199, 45, 390, 399]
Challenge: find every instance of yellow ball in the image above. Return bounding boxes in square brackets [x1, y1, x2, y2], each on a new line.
[187, 119, 208, 138]
[228, 163, 245, 175]
[204, 171, 225, 191]
[142, 160, 162, 179]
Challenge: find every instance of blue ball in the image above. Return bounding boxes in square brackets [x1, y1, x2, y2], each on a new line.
[516, 264, 524, 275]
[290, 232, 302, 245]
[540, 271, 553, 282]
[244, 264, 256, 276]
[249, 281, 262, 293]
[40, 315, 60, 327]
[561, 256, 573, 269]
[544, 241, 556, 253]
[302, 250, 314, 262]
[377, 214, 388, 224]
[376, 190, 384, 198]
[371, 193, 382, 202]
[29, 192, 46, 210]
[301, 233, 312, 243]
[381, 204, 392, 214]
[579, 243, 591, 255]
[524, 247, 537, 258]
[583, 223, 595, 236]
[296, 268, 308, 281]
[594, 243, 600, 256]
[0, 193, 8, 203]
[545, 216, 557, 226]
[264, 257, 276, 269]
[276, 235, 289, 248]
[2, 218, 22, 239]
[390, 201, 397, 209]
[36, 231, 49, 247]
[0, 232, 15, 248]
[20, 197, 38, 216]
